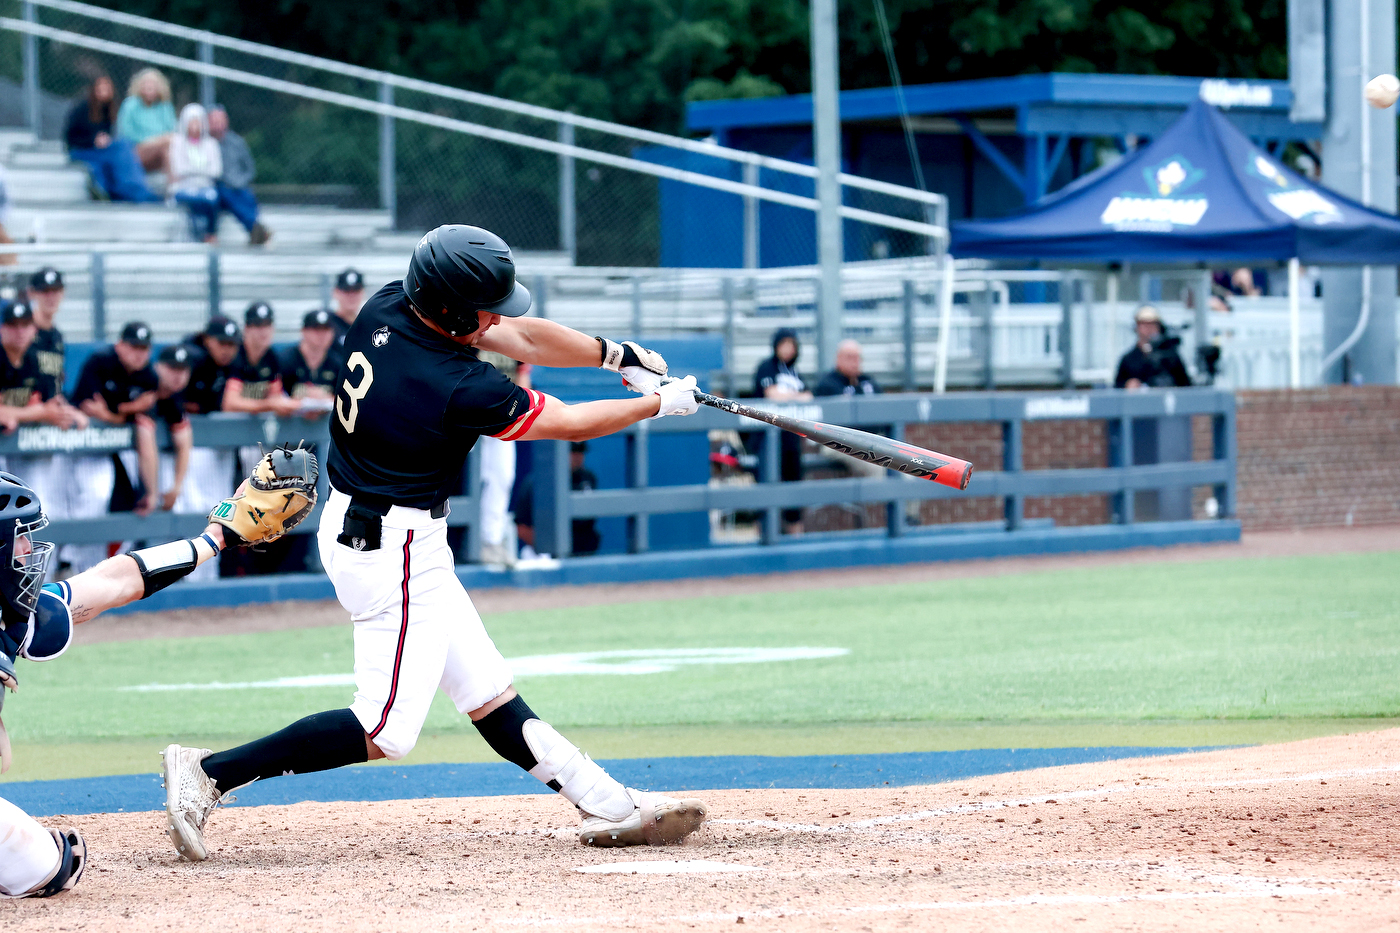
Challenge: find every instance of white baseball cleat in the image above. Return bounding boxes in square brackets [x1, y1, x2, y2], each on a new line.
[161, 744, 225, 862]
[578, 789, 708, 847]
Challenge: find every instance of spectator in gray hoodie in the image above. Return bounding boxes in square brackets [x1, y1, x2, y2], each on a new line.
[168, 103, 222, 243]
[208, 106, 271, 246]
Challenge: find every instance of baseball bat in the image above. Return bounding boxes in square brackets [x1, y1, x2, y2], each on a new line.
[693, 391, 973, 490]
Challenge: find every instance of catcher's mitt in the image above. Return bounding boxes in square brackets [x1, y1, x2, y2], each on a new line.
[209, 443, 319, 547]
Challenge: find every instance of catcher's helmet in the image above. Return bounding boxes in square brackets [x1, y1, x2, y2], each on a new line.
[0, 472, 51, 628]
[403, 225, 532, 337]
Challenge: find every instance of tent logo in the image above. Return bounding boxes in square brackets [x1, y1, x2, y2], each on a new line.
[1100, 156, 1209, 231]
[1247, 154, 1343, 224]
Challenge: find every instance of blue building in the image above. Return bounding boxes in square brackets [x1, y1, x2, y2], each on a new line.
[643, 73, 1323, 268]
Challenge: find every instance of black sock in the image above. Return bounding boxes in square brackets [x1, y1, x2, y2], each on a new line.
[201, 708, 368, 793]
[473, 695, 545, 773]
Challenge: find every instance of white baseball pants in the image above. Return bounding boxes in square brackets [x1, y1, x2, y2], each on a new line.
[0, 797, 58, 898]
[477, 435, 515, 547]
[317, 489, 513, 760]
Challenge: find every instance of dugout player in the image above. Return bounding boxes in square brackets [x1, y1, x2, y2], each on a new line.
[24, 268, 67, 405]
[0, 470, 243, 896]
[279, 308, 343, 407]
[162, 224, 706, 861]
[178, 317, 241, 546]
[329, 267, 366, 345]
[75, 322, 160, 520]
[222, 302, 298, 417]
[0, 302, 80, 432]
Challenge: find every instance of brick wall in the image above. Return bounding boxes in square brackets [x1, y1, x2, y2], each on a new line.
[1234, 386, 1400, 530]
[905, 420, 1110, 527]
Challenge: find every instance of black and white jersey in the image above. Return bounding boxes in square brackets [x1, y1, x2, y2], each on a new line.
[0, 348, 46, 407]
[72, 347, 157, 420]
[330, 314, 353, 346]
[279, 345, 344, 398]
[754, 357, 806, 396]
[327, 281, 544, 509]
[228, 346, 281, 400]
[32, 327, 65, 400]
[183, 341, 229, 414]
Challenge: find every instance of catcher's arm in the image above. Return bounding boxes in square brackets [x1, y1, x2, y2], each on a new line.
[61, 443, 320, 624]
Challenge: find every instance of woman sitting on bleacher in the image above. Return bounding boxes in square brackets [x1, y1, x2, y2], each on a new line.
[116, 68, 177, 175]
[168, 105, 223, 244]
[63, 75, 159, 204]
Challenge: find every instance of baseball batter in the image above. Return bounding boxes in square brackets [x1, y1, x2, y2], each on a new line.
[1, 450, 305, 897]
[163, 224, 706, 860]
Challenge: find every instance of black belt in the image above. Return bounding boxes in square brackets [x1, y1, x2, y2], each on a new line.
[337, 494, 448, 552]
[349, 495, 449, 520]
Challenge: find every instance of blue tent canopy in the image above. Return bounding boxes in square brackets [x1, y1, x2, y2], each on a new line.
[951, 99, 1400, 264]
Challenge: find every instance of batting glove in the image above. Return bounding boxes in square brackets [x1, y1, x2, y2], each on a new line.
[651, 375, 699, 419]
[598, 338, 667, 376]
[620, 364, 664, 395]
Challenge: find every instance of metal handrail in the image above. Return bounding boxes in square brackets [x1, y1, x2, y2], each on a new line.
[1, 17, 948, 242]
[22, 0, 948, 212]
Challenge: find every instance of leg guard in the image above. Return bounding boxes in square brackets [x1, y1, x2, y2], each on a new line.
[474, 695, 634, 822]
[25, 829, 86, 898]
[129, 538, 202, 598]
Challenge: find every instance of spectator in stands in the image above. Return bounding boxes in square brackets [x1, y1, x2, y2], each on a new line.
[0, 301, 77, 432]
[151, 343, 194, 511]
[116, 67, 176, 174]
[222, 302, 298, 416]
[169, 104, 222, 244]
[63, 74, 158, 203]
[1114, 305, 1192, 390]
[207, 106, 271, 247]
[815, 339, 881, 397]
[330, 268, 367, 344]
[74, 321, 159, 518]
[279, 308, 343, 410]
[754, 327, 811, 535]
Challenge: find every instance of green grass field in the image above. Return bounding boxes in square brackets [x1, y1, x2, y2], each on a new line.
[5, 550, 1400, 781]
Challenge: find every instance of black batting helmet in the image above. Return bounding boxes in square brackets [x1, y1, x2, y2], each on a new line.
[403, 225, 532, 337]
[0, 473, 51, 629]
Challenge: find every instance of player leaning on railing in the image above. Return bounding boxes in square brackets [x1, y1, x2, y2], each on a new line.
[161, 224, 709, 862]
[0, 447, 315, 897]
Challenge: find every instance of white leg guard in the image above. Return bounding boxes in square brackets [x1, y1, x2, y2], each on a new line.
[522, 719, 635, 822]
[0, 797, 60, 897]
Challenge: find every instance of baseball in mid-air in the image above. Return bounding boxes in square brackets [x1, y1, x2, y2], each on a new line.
[1365, 73, 1400, 109]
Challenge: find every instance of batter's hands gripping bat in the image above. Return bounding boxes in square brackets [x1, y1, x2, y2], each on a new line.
[692, 390, 973, 490]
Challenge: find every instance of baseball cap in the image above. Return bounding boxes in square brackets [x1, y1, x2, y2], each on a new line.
[120, 321, 153, 347]
[245, 301, 274, 326]
[28, 267, 64, 292]
[302, 308, 335, 329]
[1, 302, 34, 325]
[157, 343, 193, 368]
[1134, 305, 1163, 325]
[204, 315, 241, 343]
[335, 268, 365, 291]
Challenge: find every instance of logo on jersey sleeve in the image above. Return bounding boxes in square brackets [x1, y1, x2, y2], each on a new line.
[372, 327, 390, 347]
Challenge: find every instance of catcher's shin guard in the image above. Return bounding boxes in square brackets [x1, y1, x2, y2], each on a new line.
[474, 696, 634, 821]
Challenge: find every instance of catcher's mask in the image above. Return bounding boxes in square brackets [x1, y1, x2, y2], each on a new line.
[0, 472, 52, 628]
[403, 225, 532, 338]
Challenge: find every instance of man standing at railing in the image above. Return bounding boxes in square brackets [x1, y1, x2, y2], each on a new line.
[71, 322, 160, 568]
[207, 106, 271, 247]
[1114, 305, 1192, 390]
[329, 268, 367, 346]
[162, 224, 709, 862]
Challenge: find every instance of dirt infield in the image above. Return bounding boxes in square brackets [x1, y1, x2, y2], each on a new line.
[3, 729, 1396, 931]
[78, 523, 1400, 644]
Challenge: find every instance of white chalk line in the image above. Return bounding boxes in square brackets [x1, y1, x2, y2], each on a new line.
[708, 762, 1400, 835]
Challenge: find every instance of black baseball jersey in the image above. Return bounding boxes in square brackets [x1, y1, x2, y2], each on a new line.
[754, 358, 806, 396]
[228, 346, 281, 400]
[72, 348, 157, 420]
[183, 338, 229, 414]
[327, 281, 544, 508]
[0, 348, 47, 407]
[279, 345, 344, 398]
[32, 327, 65, 400]
[154, 390, 188, 428]
[331, 314, 353, 346]
[814, 370, 880, 397]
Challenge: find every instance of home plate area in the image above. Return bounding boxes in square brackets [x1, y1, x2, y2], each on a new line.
[2, 730, 1397, 932]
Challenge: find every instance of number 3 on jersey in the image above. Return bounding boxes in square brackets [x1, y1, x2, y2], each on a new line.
[337, 352, 374, 433]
